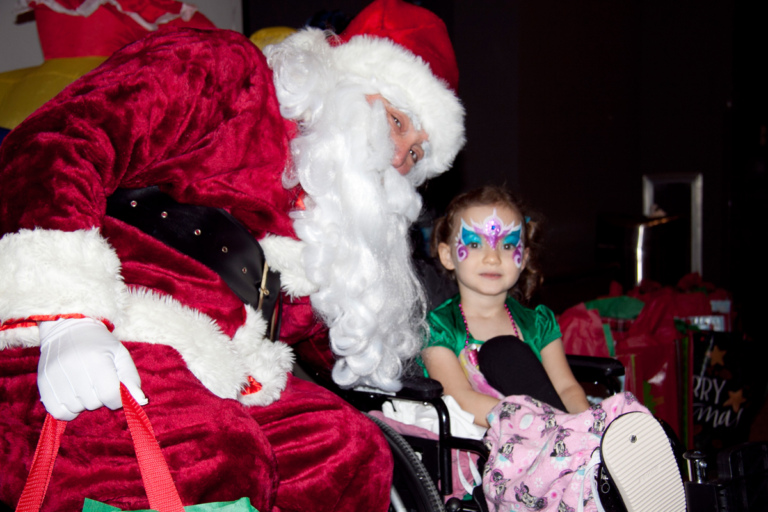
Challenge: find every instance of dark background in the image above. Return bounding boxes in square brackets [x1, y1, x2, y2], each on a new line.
[245, 1, 766, 328]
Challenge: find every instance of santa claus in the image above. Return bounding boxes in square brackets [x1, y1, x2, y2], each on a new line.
[0, 0, 464, 510]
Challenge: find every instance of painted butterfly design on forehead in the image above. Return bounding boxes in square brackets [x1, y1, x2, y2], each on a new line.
[454, 209, 524, 266]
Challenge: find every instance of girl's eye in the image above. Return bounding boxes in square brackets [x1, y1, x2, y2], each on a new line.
[503, 243, 513, 250]
[460, 226, 482, 248]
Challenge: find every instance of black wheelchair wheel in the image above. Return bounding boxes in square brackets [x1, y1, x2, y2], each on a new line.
[365, 413, 445, 512]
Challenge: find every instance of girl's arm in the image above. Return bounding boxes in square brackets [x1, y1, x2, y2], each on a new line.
[540, 339, 590, 413]
[422, 346, 500, 428]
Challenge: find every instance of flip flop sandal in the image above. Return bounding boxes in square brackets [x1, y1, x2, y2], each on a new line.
[600, 412, 686, 512]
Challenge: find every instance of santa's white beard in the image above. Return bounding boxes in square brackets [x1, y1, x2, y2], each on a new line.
[291, 89, 425, 391]
[267, 34, 427, 391]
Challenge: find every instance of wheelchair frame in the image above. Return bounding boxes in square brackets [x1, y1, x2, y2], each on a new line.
[308, 352, 768, 512]
[327, 354, 626, 512]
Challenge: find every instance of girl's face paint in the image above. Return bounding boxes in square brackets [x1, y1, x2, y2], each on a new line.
[454, 208, 523, 265]
[441, 204, 528, 300]
[454, 221, 481, 261]
[478, 209, 517, 250]
[502, 231, 526, 270]
[513, 240, 525, 269]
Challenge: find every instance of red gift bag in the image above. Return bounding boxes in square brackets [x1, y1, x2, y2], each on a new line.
[561, 273, 732, 444]
[16, 384, 260, 512]
[17, 384, 185, 512]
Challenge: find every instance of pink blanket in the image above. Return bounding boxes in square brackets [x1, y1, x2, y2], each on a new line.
[483, 393, 648, 512]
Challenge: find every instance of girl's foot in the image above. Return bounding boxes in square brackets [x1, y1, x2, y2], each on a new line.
[599, 412, 686, 512]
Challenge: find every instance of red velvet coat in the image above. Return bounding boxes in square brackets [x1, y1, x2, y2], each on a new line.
[0, 28, 390, 511]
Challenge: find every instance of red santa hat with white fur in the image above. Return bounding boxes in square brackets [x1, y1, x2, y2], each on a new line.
[332, 0, 465, 182]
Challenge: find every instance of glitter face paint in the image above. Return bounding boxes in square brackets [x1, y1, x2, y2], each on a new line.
[454, 222, 480, 261]
[512, 239, 525, 268]
[454, 208, 523, 265]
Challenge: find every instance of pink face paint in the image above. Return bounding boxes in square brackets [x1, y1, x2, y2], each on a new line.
[471, 209, 521, 250]
[513, 240, 525, 268]
[454, 209, 523, 263]
[455, 219, 483, 262]
[454, 232, 469, 261]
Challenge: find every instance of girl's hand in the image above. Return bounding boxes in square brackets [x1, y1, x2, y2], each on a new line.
[540, 338, 590, 413]
[422, 346, 500, 427]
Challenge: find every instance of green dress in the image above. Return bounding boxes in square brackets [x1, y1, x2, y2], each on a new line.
[420, 295, 561, 377]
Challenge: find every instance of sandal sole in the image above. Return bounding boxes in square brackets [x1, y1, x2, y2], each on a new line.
[601, 412, 686, 512]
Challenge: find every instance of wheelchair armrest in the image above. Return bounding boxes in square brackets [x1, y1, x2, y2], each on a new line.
[394, 375, 444, 401]
[566, 354, 624, 381]
[337, 375, 444, 412]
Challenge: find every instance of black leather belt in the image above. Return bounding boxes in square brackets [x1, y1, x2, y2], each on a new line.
[106, 186, 282, 340]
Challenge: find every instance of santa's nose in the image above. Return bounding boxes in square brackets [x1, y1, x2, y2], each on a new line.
[392, 143, 415, 175]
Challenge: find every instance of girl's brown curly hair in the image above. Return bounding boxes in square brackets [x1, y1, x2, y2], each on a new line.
[430, 185, 544, 304]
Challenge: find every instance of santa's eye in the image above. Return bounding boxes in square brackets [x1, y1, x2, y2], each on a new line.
[392, 114, 401, 129]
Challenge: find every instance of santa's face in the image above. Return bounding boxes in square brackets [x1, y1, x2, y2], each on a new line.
[366, 94, 428, 176]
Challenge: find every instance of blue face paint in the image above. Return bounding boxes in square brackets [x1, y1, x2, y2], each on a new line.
[502, 229, 521, 249]
[455, 220, 482, 261]
[455, 213, 525, 263]
[460, 224, 483, 247]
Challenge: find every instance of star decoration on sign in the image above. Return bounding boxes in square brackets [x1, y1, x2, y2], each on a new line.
[723, 389, 746, 413]
[707, 345, 727, 367]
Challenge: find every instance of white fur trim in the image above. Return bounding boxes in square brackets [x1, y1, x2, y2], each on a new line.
[332, 35, 465, 184]
[114, 289, 294, 407]
[231, 308, 295, 407]
[0, 325, 39, 350]
[0, 228, 127, 339]
[0, 228, 293, 406]
[260, 235, 318, 298]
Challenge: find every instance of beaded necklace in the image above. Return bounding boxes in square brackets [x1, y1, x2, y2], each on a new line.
[458, 302, 520, 348]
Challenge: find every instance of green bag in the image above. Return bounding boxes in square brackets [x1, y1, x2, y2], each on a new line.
[82, 497, 258, 512]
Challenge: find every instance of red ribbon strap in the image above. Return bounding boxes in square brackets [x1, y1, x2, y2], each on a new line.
[17, 384, 185, 512]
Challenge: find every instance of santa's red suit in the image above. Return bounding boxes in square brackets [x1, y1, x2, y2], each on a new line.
[0, 1, 465, 511]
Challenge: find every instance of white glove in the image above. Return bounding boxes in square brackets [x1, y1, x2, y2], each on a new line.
[38, 317, 147, 421]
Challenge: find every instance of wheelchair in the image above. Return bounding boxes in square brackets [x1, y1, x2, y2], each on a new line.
[310, 354, 768, 512]
[312, 354, 626, 512]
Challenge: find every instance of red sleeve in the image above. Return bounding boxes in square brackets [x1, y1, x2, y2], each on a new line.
[0, 28, 295, 239]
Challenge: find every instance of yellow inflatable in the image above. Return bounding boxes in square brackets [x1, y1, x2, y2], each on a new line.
[249, 26, 296, 51]
[0, 27, 296, 132]
[0, 57, 106, 130]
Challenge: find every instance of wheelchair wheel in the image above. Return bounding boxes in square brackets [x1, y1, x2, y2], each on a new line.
[365, 413, 445, 512]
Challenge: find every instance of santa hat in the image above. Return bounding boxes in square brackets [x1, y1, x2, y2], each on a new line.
[333, 0, 465, 182]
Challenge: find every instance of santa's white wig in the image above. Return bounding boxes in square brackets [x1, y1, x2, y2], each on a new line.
[265, 23, 464, 390]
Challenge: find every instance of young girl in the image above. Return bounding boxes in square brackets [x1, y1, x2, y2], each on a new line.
[422, 186, 589, 426]
[422, 186, 686, 512]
